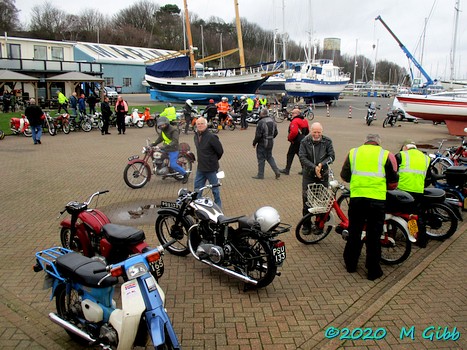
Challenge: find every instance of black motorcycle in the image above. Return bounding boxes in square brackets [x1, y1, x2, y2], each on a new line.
[383, 108, 404, 128]
[365, 102, 380, 126]
[154, 173, 289, 290]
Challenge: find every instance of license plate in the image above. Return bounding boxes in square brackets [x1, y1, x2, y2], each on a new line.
[149, 258, 164, 279]
[128, 155, 139, 161]
[272, 243, 286, 266]
[160, 201, 180, 209]
[407, 219, 418, 239]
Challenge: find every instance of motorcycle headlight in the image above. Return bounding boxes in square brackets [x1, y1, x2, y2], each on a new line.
[126, 263, 148, 279]
[153, 151, 162, 159]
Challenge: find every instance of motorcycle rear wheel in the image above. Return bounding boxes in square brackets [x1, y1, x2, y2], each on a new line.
[295, 213, 333, 244]
[425, 203, 458, 240]
[136, 120, 144, 128]
[62, 120, 70, 134]
[380, 219, 411, 265]
[146, 119, 155, 128]
[210, 121, 220, 134]
[81, 120, 92, 132]
[236, 235, 277, 288]
[55, 284, 89, 343]
[155, 213, 192, 256]
[123, 161, 150, 189]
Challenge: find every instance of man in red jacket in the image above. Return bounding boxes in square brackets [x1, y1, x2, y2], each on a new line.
[279, 108, 309, 175]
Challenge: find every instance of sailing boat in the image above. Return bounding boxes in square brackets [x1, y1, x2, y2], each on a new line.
[144, 0, 279, 103]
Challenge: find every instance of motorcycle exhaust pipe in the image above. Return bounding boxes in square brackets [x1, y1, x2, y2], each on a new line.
[49, 312, 96, 344]
[191, 253, 258, 285]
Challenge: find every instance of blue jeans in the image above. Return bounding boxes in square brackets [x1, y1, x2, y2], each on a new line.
[194, 170, 222, 208]
[168, 151, 186, 176]
[31, 125, 42, 143]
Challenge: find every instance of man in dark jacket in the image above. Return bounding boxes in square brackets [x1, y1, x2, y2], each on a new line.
[279, 108, 309, 175]
[100, 96, 112, 135]
[252, 108, 280, 180]
[24, 98, 44, 145]
[340, 134, 399, 281]
[194, 117, 224, 207]
[202, 99, 217, 124]
[153, 116, 188, 183]
[299, 122, 335, 233]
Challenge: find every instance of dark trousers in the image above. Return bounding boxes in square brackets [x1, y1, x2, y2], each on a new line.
[410, 192, 427, 247]
[256, 145, 279, 177]
[343, 197, 385, 279]
[284, 141, 300, 171]
[240, 113, 248, 129]
[116, 112, 126, 133]
[58, 103, 68, 114]
[102, 114, 110, 134]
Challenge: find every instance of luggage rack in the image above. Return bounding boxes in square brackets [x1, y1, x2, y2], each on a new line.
[34, 247, 73, 281]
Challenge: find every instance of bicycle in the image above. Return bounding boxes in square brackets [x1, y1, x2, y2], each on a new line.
[295, 170, 414, 265]
[302, 104, 315, 121]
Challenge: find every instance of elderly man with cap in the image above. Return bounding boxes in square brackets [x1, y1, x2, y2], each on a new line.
[395, 140, 432, 248]
[252, 108, 281, 180]
[279, 108, 310, 175]
[340, 134, 399, 281]
[152, 116, 188, 183]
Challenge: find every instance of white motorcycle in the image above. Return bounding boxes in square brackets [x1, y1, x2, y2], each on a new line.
[125, 108, 145, 128]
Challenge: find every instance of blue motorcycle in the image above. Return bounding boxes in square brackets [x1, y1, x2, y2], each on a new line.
[33, 241, 181, 349]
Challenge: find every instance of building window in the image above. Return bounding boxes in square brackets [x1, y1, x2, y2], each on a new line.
[105, 77, 114, 86]
[34, 45, 47, 60]
[123, 78, 132, 87]
[51, 47, 64, 61]
[8, 44, 21, 59]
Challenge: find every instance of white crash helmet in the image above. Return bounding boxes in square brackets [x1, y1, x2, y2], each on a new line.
[240, 95, 246, 101]
[221, 96, 228, 102]
[254, 206, 280, 232]
[186, 99, 193, 107]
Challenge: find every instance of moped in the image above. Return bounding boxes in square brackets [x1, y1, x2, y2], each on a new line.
[10, 114, 32, 137]
[33, 241, 180, 349]
[125, 108, 145, 128]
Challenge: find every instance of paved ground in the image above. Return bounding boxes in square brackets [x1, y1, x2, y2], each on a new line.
[0, 95, 465, 349]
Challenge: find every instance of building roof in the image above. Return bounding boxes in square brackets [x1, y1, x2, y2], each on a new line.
[46, 72, 104, 82]
[0, 70, 39, 81]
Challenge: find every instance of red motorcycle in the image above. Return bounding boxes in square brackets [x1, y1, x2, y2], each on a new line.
[124, 139, 196, 189]
[10, 115, 32, 137]
[59, 190, 164, 279]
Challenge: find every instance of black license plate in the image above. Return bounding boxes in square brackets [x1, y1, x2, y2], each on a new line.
[128, 155, 139, 161]
[272, 243, 286, 266]
[160, 201, 180, 209]
[149, 258, 164, 279]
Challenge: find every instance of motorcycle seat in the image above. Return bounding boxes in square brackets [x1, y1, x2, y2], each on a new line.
[423, 188, 446, 204]
[102, 223, 146, 245]
[55, 252, 118, 288]
[217, 215, 246, 225]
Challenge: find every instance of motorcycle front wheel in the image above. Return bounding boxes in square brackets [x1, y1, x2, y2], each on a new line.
[236, 235, 277, 288]
[146, 119, 155, 128]
[136, 120, 144, 128]
[60, 227, 84, 254]
[23, 126, 33, 137]
[295, 213, 333, 244]
[425, 203, 458, 240]
[380, 219, 411, 265]
[47, 122, 56, 136]
[123, 161, 150, 189]
[382, 117, 391, 128]
[366, 116, 373, 126]
[62, 119, 70, 134]
[155, 213, 192, 256]
[210, 121, 220, 134]
[81, 120, 92, 132]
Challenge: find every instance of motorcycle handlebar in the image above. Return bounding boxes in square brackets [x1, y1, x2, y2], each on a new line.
[85, 190, 109, 205]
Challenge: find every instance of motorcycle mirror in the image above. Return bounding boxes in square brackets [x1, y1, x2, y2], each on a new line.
[217, 171, 225, 179]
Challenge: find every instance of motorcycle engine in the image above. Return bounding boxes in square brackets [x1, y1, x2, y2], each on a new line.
[99, 323, 118, 347]
[196, 243, 224, 264]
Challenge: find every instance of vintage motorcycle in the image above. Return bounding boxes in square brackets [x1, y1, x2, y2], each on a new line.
[125, 108, 145, 128]
[245, 109, 260, 124]
[155, 173, 289, 290]
[365, 101, 380, 126]
[0, 129, 4, 140]
[124, 139, 195, 189]
[33, 241, 180, 349]
[10, 115, 32, 137]
[59, 190, 165, 280]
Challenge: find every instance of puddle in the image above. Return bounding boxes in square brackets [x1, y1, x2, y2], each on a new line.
[104, 202, 161, 225]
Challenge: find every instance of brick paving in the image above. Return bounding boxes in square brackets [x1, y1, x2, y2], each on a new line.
[0, 95, 465, 349]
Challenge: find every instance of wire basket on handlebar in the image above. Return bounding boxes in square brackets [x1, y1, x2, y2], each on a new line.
[306, 183, 334, 214]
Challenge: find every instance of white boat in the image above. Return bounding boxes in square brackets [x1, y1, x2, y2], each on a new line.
[396, 89, 467, 135]
[284, 59, 350, 104]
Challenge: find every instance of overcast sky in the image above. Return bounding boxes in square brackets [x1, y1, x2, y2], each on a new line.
[14, 0, 467, 82]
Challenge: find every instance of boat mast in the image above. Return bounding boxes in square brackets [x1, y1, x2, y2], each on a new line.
[234, 0, 246, 72]
[183, 0, 195, 75]
[450, 0, 460, 81]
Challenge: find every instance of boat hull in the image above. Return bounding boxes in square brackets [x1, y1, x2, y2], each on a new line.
[285, 79, 349, 103]
[145, 73, 270, 103]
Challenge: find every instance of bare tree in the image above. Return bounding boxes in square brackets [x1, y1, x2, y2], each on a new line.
[0, 0, 20, 32]
[29, 2, 69, 40]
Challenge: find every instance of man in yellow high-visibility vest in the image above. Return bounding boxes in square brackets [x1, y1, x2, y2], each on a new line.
[396, 141, 431, 248]
[340, 134, 399, 281]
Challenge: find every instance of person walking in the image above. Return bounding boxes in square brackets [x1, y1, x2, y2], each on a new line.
[298, 122, 335, 233]
[239, 95, 248, 130]
[87, 94, 97, 115]
[279, 108, 309, 175]
[69, 92, 78, 117]
[183, 99, 195, 134]
[216, 97, 230, 128]
[252, 108, 281, 180]
[115, 95, 128, 134]
[194, 117, 224, 207]
[100, 96, 112, 135]
[340, 134, 399, 281]
[153, 116, 188, 183]
[395, 140, 431, 248]
[159, 103, 177, 123]
[24, 98, 44, 145]
[57, 90, 69, 114]
[78, 93, 86, 118]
